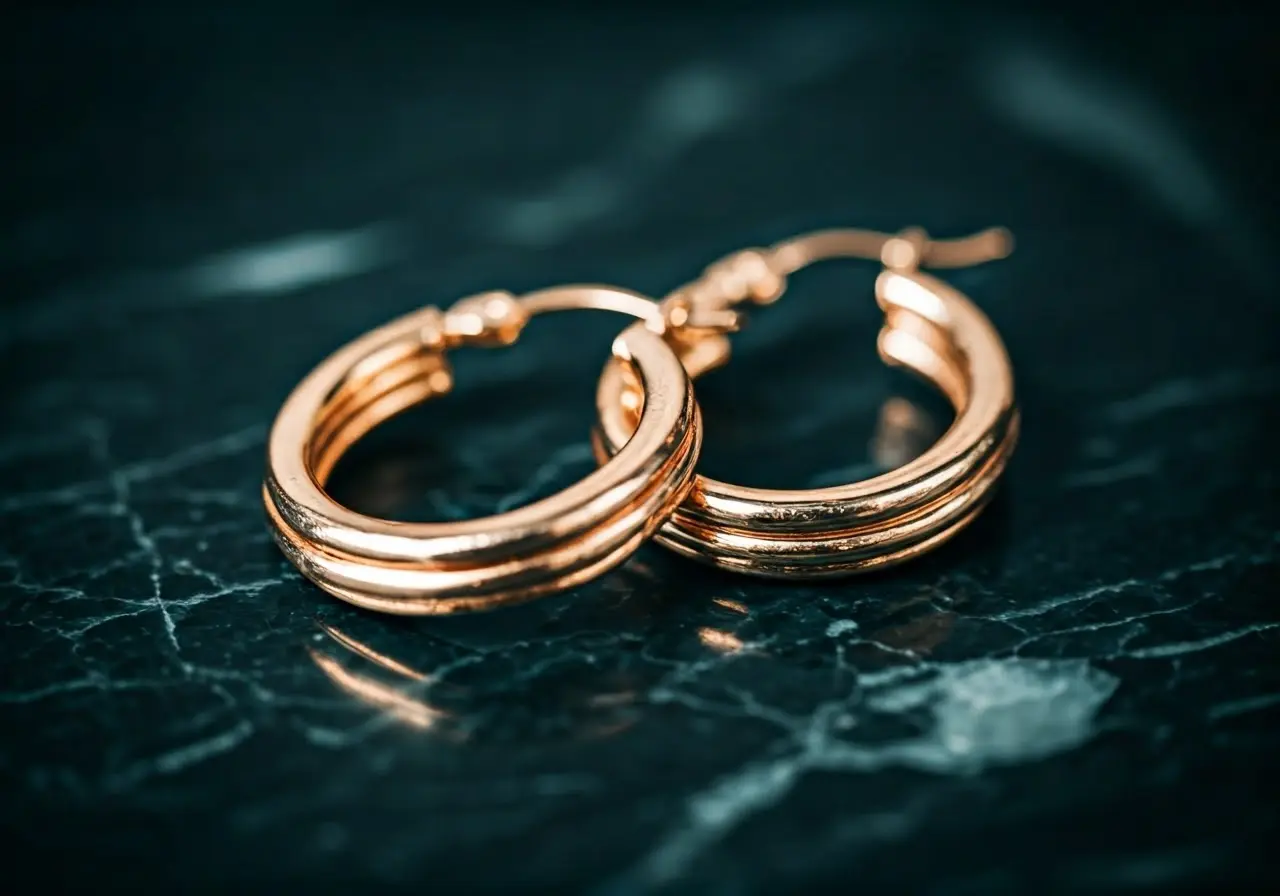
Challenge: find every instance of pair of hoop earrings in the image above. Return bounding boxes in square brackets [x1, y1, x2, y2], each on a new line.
[264, 226, 1019, 615]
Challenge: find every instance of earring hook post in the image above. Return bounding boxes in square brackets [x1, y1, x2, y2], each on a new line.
[668, 225, 1014, 323]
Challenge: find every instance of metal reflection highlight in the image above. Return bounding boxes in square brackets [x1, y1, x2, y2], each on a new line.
[697, 627, 746, 653]
[309, 647, 447, 730]
[307, 621, 651, 742]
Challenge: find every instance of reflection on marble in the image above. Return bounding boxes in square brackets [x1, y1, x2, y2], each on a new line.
[2, 8, 1278, 893]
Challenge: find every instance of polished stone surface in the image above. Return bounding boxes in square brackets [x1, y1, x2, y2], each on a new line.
[2, 9, 1277, 893]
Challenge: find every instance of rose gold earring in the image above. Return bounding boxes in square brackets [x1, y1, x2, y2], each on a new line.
[594, 226, 1020, 578]
[264, 285, 734, 615]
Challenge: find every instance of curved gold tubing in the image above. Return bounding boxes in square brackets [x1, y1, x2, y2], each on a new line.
[265, 285, 722, 615]
[594, 227, 1020, 578]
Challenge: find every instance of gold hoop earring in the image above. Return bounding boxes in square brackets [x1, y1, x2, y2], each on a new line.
[265, 285, 721, 614]
[594, 227, 1019, 578]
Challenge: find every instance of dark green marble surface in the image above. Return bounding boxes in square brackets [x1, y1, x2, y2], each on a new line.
[2, 8, 1277, 893]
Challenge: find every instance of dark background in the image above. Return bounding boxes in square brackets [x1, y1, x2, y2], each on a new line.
[2, 7, 1278, 893]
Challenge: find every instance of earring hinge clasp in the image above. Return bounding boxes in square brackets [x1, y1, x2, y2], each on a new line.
[667, 226, 1014, 331]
